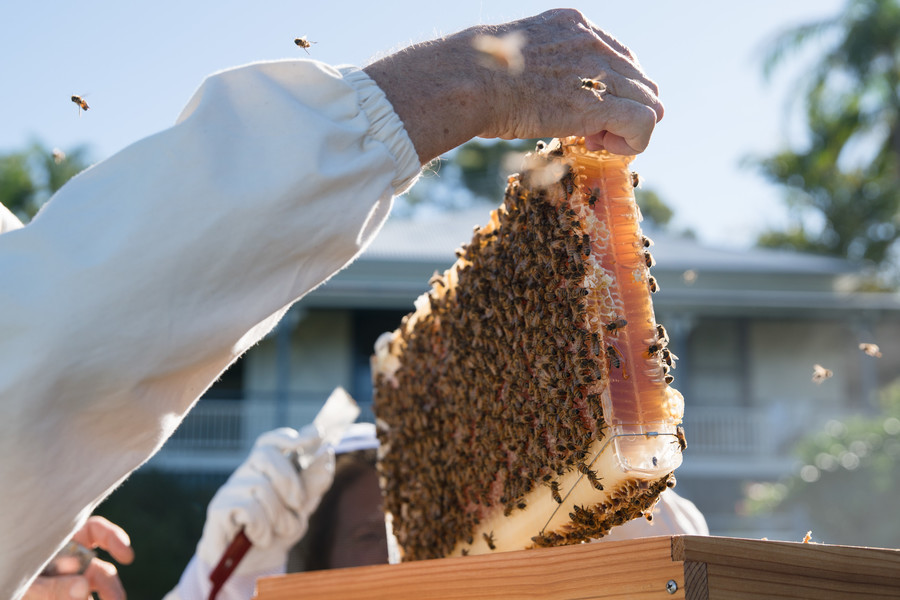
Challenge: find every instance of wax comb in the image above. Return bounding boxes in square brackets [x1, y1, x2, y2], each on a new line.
[372, 137, 684, 561]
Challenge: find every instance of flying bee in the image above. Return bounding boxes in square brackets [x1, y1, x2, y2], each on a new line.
[579, 77, 607, 93]
[472, 31, 526, 74]
[606, 345, 623, 369]
[293, 36, 316, 53]
[630, 171, 642, 188]
[549, 481, 562, 504]
[483, 531, 496, 551]
[605, 317, 628, 333]
[859, 342, 882, 358]
[812, 363, 833, 384]
[71, 95, 89, 115]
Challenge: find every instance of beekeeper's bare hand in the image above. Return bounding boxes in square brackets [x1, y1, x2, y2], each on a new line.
[364, 8, 663, 163]
[25, 516, 133, 600]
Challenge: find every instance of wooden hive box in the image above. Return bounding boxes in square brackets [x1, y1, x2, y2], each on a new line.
[254, 535, 900, 599]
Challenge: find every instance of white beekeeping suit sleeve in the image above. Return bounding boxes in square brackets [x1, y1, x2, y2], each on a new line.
[0, 203, 23, 233]
[0, 59, 421, 599]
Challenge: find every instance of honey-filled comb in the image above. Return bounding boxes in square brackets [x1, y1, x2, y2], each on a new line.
[372, 137, 685, 561]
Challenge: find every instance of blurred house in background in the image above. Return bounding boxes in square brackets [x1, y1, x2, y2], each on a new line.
[149, 206, 900, 541]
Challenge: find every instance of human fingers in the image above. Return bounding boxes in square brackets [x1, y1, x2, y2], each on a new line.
[584, 66, 664, 123]
[83, 558, 126, 600]
[71, 516, 134, 566]
[23, 575, 90, 600]
[582, 94, 659, 154]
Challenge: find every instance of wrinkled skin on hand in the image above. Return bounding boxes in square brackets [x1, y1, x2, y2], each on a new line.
[364, 8, 663, 163]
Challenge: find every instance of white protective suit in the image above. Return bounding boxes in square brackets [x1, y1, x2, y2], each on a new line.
[0, 59, 421, 599]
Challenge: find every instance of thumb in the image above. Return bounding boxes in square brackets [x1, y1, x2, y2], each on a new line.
[25, 575, 90, 600]
[299, 447, 336, 511]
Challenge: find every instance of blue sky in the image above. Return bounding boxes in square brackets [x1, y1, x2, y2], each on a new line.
[0, 1, 845, 247]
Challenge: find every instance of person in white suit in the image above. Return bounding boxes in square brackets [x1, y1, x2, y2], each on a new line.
[0, 9, 664, 598]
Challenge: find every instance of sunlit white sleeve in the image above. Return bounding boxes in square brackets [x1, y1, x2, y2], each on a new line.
[0, 203, 23, 233]
[0, 59, 420, 599]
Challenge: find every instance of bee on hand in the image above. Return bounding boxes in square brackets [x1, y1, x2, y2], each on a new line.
[579, 77, 607, 93]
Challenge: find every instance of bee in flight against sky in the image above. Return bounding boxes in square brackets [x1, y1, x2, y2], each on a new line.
[71, 95, 89, 115]
[294, 36, 316, 54]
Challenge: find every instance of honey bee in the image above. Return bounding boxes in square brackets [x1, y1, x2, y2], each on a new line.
[630, 171, 642, 188]
[646, 343, 662, 357]
[675, 425, 687, 452]
[656, 324, 669, 344]
[549, 481, 563, 504]
[585, 187, 600, 207]
[579, 77, 607, 93]
[51, 148, 66, 164]
[71, 95, 89, 114]
[606, 345, 623, 369]
[483, 531, 496, 550]
[859, 343, 882, 358]
[577, 463, 603, 490]
[660, 347, 678, 367]
[605, 318, 628, 333]
[812, 364, 833, 384]
[664, 373, 675, 384]
[294, 36, 316, 54]
[641, 235, 654, 248]
[472, 32, 526, 75]
[648, 276, 659, 293]
[644, 251, 655, 268]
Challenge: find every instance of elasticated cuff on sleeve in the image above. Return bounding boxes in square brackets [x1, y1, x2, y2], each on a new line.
[339, 66, 422, 195]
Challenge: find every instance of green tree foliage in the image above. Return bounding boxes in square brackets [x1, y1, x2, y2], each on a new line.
[754, 0, 900, 271]
[635, 188, 673, 229]
[744, 381, 900, 547]
[411, 138, 678, 230]
[0, 141, 90, 222]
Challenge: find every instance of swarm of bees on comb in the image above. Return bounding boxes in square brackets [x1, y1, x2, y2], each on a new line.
[372, 137, 685, 561]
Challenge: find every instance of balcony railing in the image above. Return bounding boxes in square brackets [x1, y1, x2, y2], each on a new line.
[151, 395, 836, 474]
